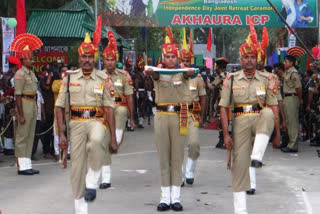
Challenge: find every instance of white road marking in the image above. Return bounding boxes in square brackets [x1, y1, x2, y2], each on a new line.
[302, 190, 313, 214]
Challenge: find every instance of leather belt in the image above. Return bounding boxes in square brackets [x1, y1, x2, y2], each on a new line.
[234, 104, 261, 117]
[114, 97, 122, 102]
[22, 94, 37, 101]
[156, 104, 194, 112]
[138, 89, 145, 91]
[284, 93, 297, 97]
[70, 106, 103, 120]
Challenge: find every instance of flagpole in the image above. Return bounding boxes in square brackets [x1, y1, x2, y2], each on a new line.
[94, 0, 102, 69]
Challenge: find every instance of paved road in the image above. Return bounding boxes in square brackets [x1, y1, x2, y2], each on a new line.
[0, 123, 320, 214]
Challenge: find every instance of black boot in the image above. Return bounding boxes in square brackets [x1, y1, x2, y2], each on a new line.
[157, 203, 170, 211]
[171, 202, 183, 211]
[84, 188, 96, 202]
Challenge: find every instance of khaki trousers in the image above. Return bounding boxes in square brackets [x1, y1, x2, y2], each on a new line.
[102, 127, 111, 166]
[69, 119, 107, 199]
[115, 105, 128, 130]
[283, 96, 299, 150]
[15, 100, 37, 158]
[187, 117, 200, 160]
[154, 113, 185, 187]
[232, 108, 274, 192]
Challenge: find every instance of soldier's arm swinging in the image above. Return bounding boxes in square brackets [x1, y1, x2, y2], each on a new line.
[56, 106, 68, 150]
[126, 94, 135, 128]
[103, 106, 117, 152]
[268, 105, 280, 148]
[199, 95, 206, 128]
[220, 106, 233, 150]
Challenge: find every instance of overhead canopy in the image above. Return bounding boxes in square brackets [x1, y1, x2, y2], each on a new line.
[27, 0, 129, 48]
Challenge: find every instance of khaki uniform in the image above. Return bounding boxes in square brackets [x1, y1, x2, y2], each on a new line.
[153, 73, 188, 187]
[14, 66, 38, 160]
[55, 68, 114, 199]
[283, 67, 301, 150]
[184, 75, 206, 160]
[103, 68, 133, 130]
[219, 70, 277, 192]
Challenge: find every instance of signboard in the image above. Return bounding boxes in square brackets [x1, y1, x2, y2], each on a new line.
[98, 0, 318, 27]
[1, 17, 15, 73]
[33, 46, 69, 73]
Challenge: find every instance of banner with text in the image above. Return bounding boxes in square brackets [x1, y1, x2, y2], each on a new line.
[1, 17, 15, 73]
[98, 0, 318, 27]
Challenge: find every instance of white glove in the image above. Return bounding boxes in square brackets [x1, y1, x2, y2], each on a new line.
[147, 91, 153, 102]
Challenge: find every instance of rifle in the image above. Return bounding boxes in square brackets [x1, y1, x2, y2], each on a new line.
[60, 73, 70, 168]
[227, 75, 234, 170]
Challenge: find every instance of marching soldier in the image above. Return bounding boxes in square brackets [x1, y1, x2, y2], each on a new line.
[280, 55, 302, 153]
[55, 33, 117, 214]
[179, 29, 206, 186]
[124, 54, 136, 131]
[219, 20, 278, 213]
[145, 27, 195, 212]
[135, 56, 146, 128]
[10, 33, 43, 175]
[208, 57, 229, 149]
[247, 27, 281, 195]
[99, 30, 134, 189]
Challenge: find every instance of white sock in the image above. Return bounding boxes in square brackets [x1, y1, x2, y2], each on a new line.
[74, 197, 88, 214]
[171, 186, 181, 203]
[116, 129, 123, 145]
[86, 168, 101, 189]
[233, 191, 248, 214]
[101, 165, 111, 184]
[249, 167, 256, 189]
[185, 157, 196, 179]
[160, 186, 171, 205]
[251, 134, 270, 162]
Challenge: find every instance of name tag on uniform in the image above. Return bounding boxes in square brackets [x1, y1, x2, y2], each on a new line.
[94, 86, 103, 95]
[189, 83, 197, 90]
[256, 86, 266, 96]
[114, 79, 123, 87]
[173, 81, 182, 85]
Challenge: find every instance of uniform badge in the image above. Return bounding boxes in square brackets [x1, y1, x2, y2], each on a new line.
[110, 90, 115, 97]
[273, 88, 277, 95]
[94, 85, 103, 95]
[114, 79, 123, 86]
[256, 86, 266, 96]
[189, 83, 197, 90]
[173, 80, 182, 85]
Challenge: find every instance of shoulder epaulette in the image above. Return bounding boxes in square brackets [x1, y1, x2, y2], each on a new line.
[116, 68, 126, 75]
[96, 70, 108, 79]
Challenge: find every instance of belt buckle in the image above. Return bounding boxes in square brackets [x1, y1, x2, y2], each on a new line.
[245, 105, 252, 113]
[167, 105, 175, 112]
[83, 110, 91, 119]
